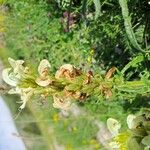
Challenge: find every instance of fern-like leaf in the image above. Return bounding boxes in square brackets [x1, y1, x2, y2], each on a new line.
[93, 0, 101, 19]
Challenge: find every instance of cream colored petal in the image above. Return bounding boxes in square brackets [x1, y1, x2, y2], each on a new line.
[2, 68, 17, 86]
[55, 69, 63, 79]
[19, 89, 33, 109]
[35, 77, 51, 87]
[24, 67, 29, 74]
[14, 64, 25, 77]
[107, 118, 121, 137]
[60, 64, 74, 72]
[22, 87, 33, 93]
[19, 103, 26, 110]
[13, 65, 24, 75]
[16, 60, 24, 65]
[127, 114, 136, 129]
[8, 57, 16, 68]
[53, 96, 71, 110]
[8, 57, 25, 79]
[8, 87, 21, 94]
[107, 142, 120, 149]
[8, 57, 24, 69]
[38, 59, 51, 75]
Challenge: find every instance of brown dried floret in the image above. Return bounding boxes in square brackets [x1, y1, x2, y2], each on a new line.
[105, 67, 116, 79]
[53, 96, 72, 110]
[55, 64, 81, 80]
[100, 85, 112, 99]
[84, 70, 94, 85]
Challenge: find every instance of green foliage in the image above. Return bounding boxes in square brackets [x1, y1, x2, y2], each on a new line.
[4, 0, 89, 71]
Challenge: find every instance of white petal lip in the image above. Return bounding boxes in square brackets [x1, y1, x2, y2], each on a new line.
[8, 57, 16, 68]
[8, 87, 21, 94]
[35, 77, 51, 87]
[19, 88, 34, 109]
[2, 68, 17, 86]
[38, 59, 51, 75]
[8, 57, 24, 69]
[127, 114, 136, 129]
[8, 87, 33, 109]
[8, 57, 25, 79]
[107, 118, 121, 136]
[53, 96, 71, 110]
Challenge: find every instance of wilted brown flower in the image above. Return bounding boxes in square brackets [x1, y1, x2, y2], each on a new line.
[84, 70, 94, 85]
[105, 67, 116, 79]
[73, 91, 87, 102]
[55, 64, 81, 80]
[100, 85, 112, 99]
[63, 89, 87, 102]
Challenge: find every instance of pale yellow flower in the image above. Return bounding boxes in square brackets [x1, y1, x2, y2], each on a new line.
[19, 87, 34, 109]
[53, 96, 72, 110]
[2, 68, 18, 86]
[8, 87, 34, 109]
[38, 59, 51, 76]
[8, 87, 21, 94]
[7, 87, 34, 109]
[2, 58, 27, 86]
[127, 114, 136, 129]
[107, 118, 121, 137]
[8, 57, 25, 78]
[2, 58, 35, 109]
[35, 59, 51, 87]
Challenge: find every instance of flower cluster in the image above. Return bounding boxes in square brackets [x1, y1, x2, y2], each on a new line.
[2, 58, 150, 110]
[2, 58, 33, 109]
[106, 112, 150, 150]
[2, 58, 150, 112]
[2, 58, 96, 110]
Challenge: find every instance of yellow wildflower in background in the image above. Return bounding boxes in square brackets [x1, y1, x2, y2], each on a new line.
[52, 113, 59, 123]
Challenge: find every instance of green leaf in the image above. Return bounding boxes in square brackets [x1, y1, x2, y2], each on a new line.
[121, 54, 144, 74]
[93, 0, 101, 19]
[142, 135, 150, 146]
[127, 137, 143, 150]
[131, 128, 147, 138]
[119, 0, 150, 53]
